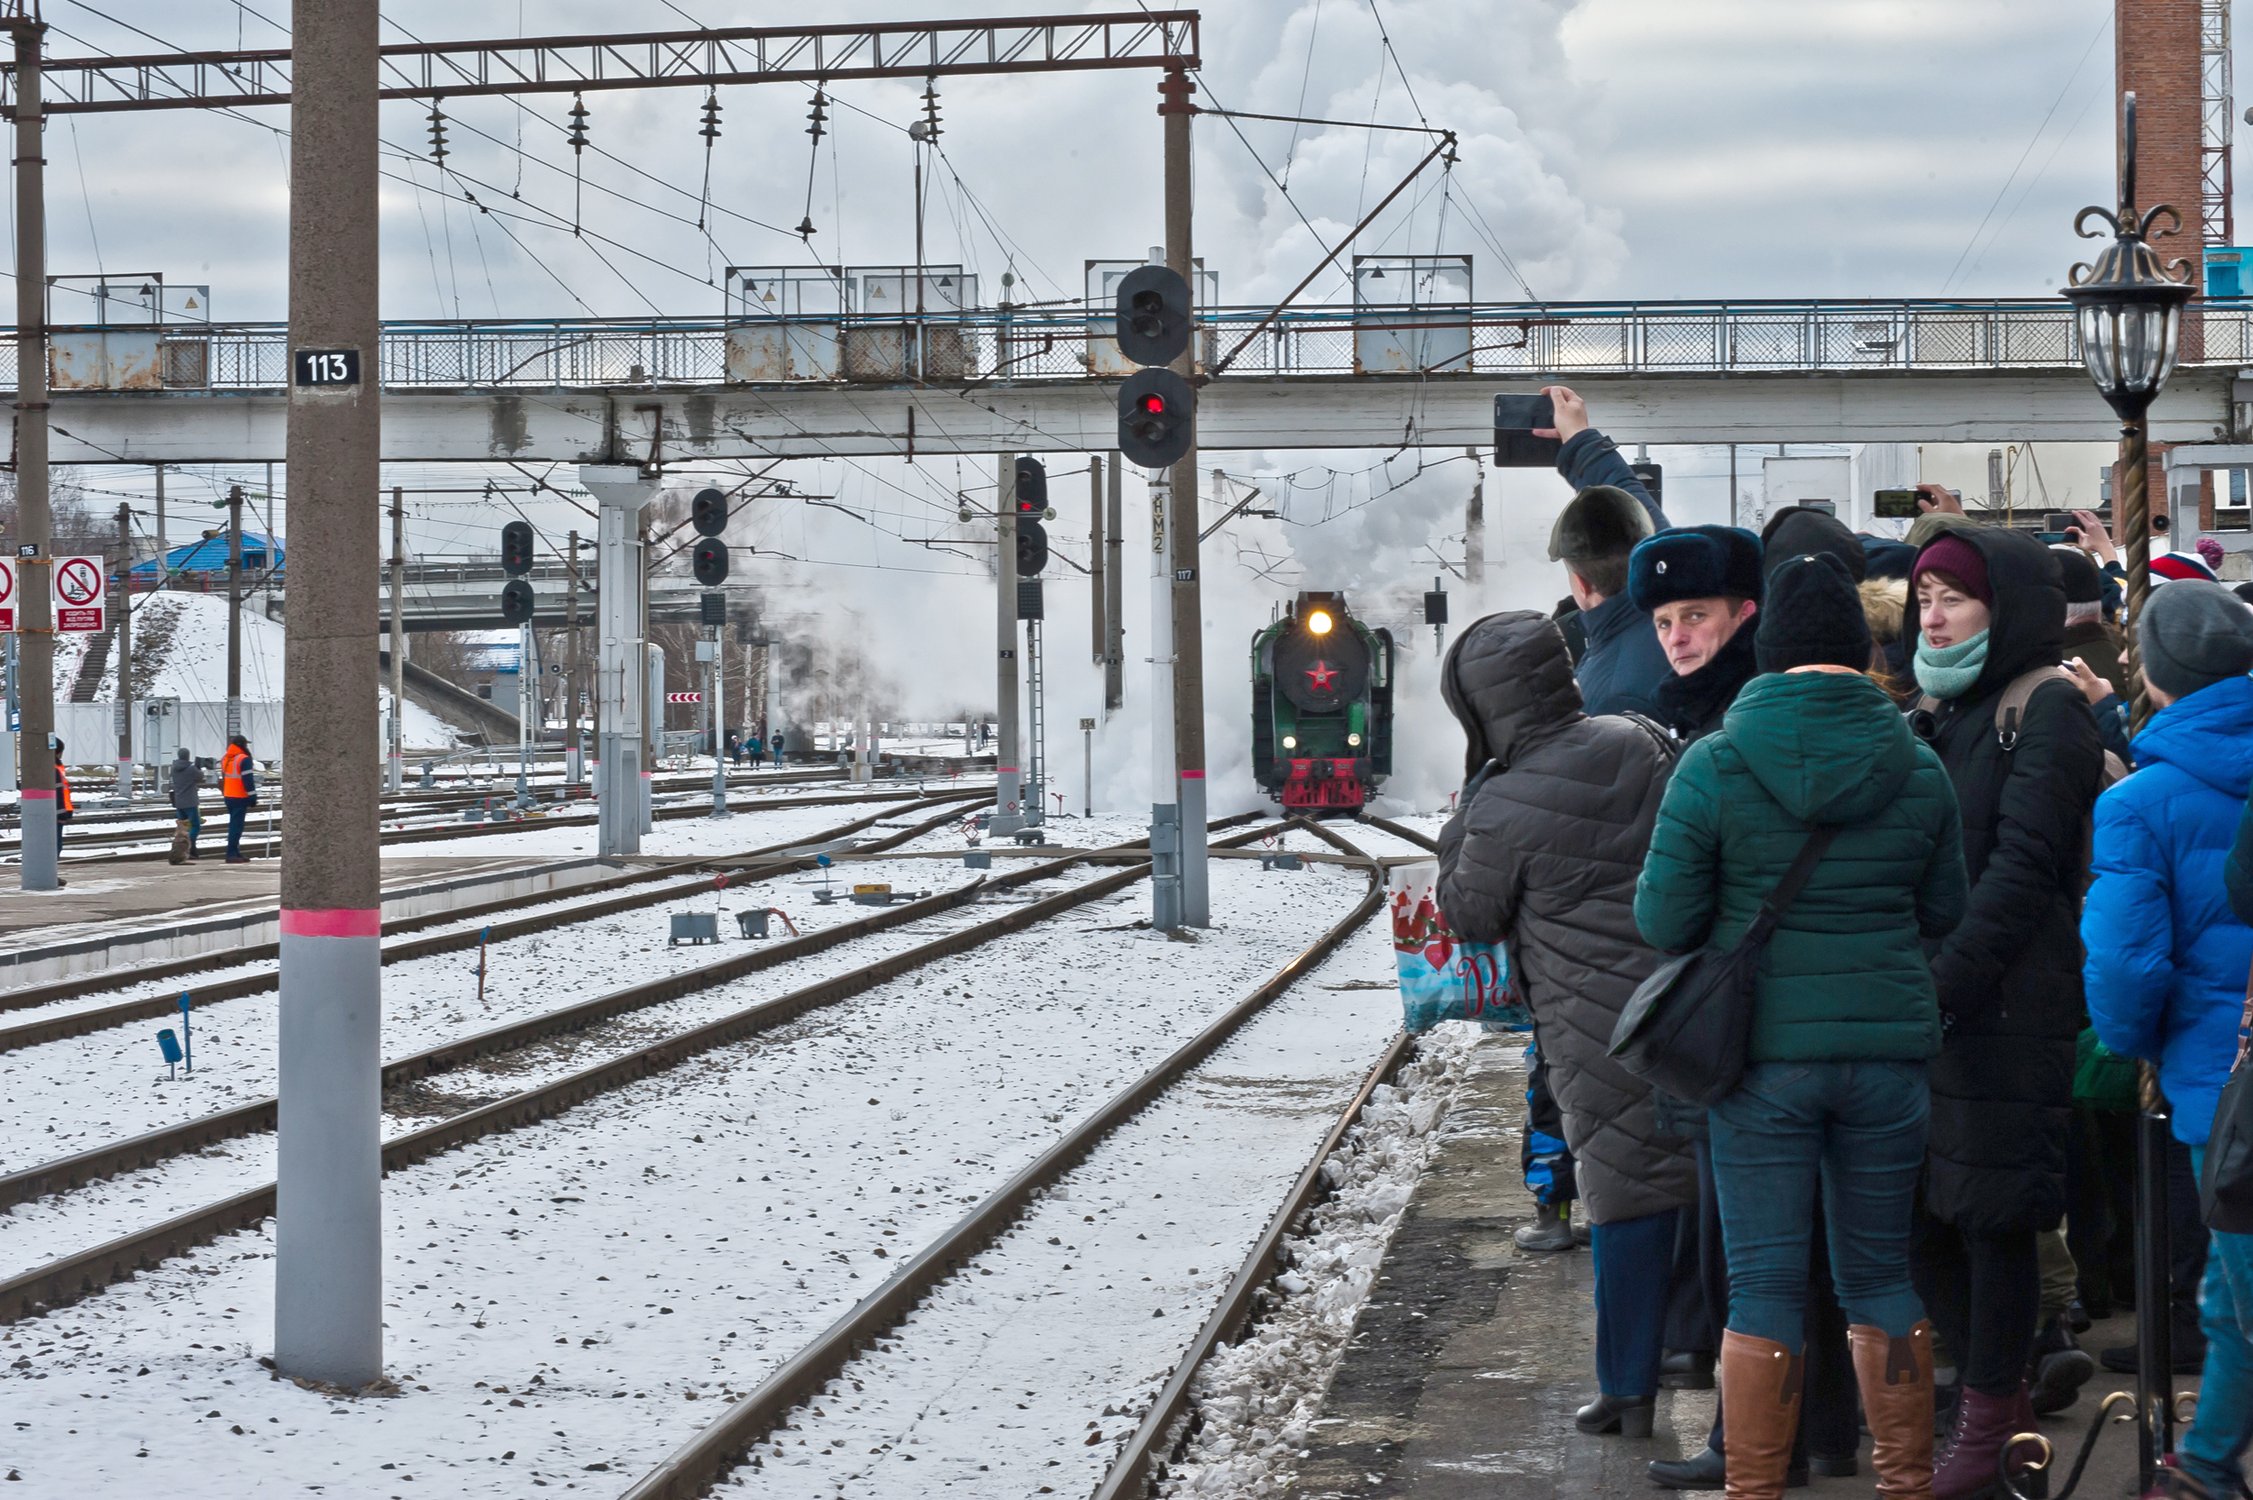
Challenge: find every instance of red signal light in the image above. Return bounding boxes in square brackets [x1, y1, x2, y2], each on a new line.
[1139, 393, 1168, 415]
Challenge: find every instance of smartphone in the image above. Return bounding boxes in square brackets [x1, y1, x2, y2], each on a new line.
[1873, 488, 1922, 519]
[2043, 512, 2077, 537]
[1492, 393, 1562, 469]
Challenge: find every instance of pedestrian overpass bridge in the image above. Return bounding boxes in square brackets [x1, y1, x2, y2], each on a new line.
[11, 298, 2252, 463]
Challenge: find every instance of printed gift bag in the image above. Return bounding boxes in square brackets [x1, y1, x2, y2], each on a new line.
[1389, 859, 1526, 1034]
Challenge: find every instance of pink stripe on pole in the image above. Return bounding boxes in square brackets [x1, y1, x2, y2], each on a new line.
[1181, 769, 1206, 779]
[997, 765, 1019, 774]
[19, 787, 53, 800]
[280, 907, 381, 938]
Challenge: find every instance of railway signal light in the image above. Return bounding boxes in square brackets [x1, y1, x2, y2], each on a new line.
[1014, 457, 1049, 516]
[692, 537, 730, 587]
[500, 578, 535, 625]
[501, 520, 535, 576]
[1118, 368, 1194, 469]
[1630, 461, 1663, 506]
[691, 486, 728, 537]
[1113, 264, 1192, 367]
[1016, 518, 1049, 577]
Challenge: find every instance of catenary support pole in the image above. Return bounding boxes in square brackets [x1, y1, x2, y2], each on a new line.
[514, 621, 532, 810]
[1089, 455, 1106, 668]
[273, 0, 383, 1389]
[1147, 464, 1182, 931]
[152, 464, 165, 589]
[225, 483, 244, 738]
[1464, 448, 1487, 615]
[114, 502, 133, 795]
[1161, 67, 1208, 925]
[763, 639, 782, 761]
[8, 20, 58, 891]
[638, 517, 653, 835]
[993, 454, 1023, 832]
[582, 466, 652, 857]
[709, 621, 727, 816]
[386, 486, 404, 793]
[1105, 450, 1124, 714]
[565, 530, 582, 784]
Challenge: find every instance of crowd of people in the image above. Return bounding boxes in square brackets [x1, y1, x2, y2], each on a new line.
[1434, 386, 2253, 1500]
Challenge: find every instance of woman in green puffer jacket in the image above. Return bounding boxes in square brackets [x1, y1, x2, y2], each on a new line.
[1635, 554, 1969, 1500]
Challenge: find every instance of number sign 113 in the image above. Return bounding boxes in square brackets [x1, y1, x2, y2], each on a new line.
[293, 348, 361, 387]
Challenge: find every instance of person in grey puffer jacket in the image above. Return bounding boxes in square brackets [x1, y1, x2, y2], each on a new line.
[1435, 610, 1693, 1439]
[168, 746, 204, 864]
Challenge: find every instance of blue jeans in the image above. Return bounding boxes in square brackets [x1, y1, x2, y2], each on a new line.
[1593, 1208, 1679, 1397]
[1709, 1059, 1930, 1349]
[2182, 1145, 2253, 1495]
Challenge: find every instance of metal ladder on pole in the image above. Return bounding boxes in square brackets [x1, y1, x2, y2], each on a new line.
[1025, 616, 1047, 824]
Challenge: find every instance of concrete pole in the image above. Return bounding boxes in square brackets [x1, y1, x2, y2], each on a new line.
[386, 487, 404, 793]
[709, 624, 728, 816]
[226, 484, 244, 738]
[565, 530, 582, 785]
[763, 640, 782, 762]
[1161, 68, 1208, 926]
[272, 0, 383, 1389]
[10, 22, 58, 892]
[1147, 466, 1182, 931]
[638, 518, 653, 835]
[993, 455, 1023, 831]
[582, 467, 651, 856]
[114, 503, 133, 795]
[1089, 456, 1106, 667]
[1464, 448, 1487, 616]
[152, 464, 165, 588]
[514, 622, 532, 809]
[1105, 451, 1124, 714]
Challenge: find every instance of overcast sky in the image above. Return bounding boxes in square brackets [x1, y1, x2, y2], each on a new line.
[12, 1, 2195, 766]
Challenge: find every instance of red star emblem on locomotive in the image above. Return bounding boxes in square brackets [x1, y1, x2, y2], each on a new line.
[1305, 660, 1338, 692]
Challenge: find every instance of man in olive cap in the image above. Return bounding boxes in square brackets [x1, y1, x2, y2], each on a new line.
[1542, 386, 1669, 716]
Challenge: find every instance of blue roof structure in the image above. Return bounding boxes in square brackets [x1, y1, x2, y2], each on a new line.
[128, 532, 283, 580]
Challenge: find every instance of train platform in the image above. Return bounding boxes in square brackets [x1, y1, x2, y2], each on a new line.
[1295, 1034, 2161, 1498]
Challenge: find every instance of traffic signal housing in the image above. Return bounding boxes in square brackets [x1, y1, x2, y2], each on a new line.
[1014, 457, 1048, 516]
[691, 486, 729, 537]
[1118, 368, 1195, 469]
[501, 520, 535, 576]
[500, 578, 535, 625]
[1113, 264, 1192, 367]
[692, 537, 730, 587]
[1016, 518, 1049, 577]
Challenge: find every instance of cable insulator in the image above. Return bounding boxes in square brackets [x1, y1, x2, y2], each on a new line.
[920, 79, 941, 140]
[567, 92, 590, 154]
[806, 89, 828, 143]
[426, 102, 449, 165]
[700, 90, 722, 143]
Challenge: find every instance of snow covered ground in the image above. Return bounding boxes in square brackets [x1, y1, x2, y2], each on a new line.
[0, 855, 1367, 1498]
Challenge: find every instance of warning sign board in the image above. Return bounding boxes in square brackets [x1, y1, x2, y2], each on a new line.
[53, 555, 106, 633]
[0, 556, 15, 632]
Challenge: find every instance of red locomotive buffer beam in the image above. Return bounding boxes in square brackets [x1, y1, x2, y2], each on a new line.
[1280, 756, 1370, 810]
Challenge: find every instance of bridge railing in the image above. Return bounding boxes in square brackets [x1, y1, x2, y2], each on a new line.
[8, 300, 2252, 391]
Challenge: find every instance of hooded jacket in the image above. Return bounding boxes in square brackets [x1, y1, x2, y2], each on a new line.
[1636, 669, 1968, 1062]
[1906, 526, 2108, 1233]
[2085, 675, 2253, 1146]
[1434, 611, 1695, 1224]
[168, 750, 202, 812]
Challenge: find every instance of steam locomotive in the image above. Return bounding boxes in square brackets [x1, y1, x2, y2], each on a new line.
[1250, 591, 1395, 811]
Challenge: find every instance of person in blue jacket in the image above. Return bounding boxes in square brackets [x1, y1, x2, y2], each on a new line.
[1538, 385, 1669, 717]
[2084, 579, 2253, 1500]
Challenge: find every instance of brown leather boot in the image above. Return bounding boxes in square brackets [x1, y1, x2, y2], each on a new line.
[1720, 1329, 1803, 1500]
[1850, 1321, 1935, 1500]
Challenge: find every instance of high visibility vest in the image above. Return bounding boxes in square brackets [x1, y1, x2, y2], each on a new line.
[55, 762, 71, 814]
[221, 745, 250, 799]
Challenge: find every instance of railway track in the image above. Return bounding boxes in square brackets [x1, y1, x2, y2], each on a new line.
[0, 814, 1271, 1326]
[619, 817, 1396, 1499]
[0, 783, 991, 1018]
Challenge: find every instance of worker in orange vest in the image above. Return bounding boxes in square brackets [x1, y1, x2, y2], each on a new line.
[220, 734, 257, 863]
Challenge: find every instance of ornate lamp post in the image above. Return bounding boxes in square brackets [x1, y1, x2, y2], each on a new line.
[2061, 90, 2196, 729]
[2020, 91, 2202, 1500]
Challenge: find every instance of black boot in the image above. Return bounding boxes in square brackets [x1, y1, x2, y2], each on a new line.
[1644, 1446, 1813, 1490]
[1660, 1349, 1715, 1390]
[2029, 1316, 2097, 1416]
[1575, 1392, 1655, 1437]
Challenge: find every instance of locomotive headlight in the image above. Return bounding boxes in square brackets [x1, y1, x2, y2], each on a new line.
[1282, 735, 1298, 749]
[1306, 609, 1335, 636]
[1348, 732, 1363, 747]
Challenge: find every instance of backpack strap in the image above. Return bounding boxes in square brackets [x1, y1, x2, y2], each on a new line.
[1619, 710, 1682, 765]
[1994, 665, 2070, 751]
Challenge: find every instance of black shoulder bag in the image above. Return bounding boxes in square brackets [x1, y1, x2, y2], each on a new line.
[2200, 964, 2253, 1232]
[1608, 825, 1837, 1107]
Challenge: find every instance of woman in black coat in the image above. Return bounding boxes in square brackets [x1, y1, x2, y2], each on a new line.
[1904, 528, 2106, 1498]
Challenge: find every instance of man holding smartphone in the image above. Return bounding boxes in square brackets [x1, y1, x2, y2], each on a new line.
[1537, 385, 1671, 717]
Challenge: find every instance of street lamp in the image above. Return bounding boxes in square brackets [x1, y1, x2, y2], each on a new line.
[2061, 90, 2196, 730]
[2028, 89, 2200, 1500]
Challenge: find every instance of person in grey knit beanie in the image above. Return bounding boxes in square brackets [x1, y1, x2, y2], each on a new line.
[2139, 580, 2253, 702]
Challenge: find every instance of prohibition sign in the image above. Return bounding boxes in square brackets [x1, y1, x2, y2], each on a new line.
[55, 557, 100, 607]
[0, 556, 15, 631]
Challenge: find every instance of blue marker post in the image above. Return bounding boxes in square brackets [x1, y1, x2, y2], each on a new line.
[476, 926, 491, 1009]
[177, 992, 193, 1074]
[157, 1027, 183, 1081]
[817, 853, 833, 898]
